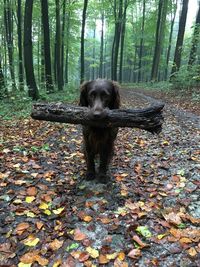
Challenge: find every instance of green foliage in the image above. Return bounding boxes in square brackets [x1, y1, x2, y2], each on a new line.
[171, 65, 200, 90]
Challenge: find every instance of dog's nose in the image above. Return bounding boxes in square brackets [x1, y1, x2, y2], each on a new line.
[93, 109, 103, 118]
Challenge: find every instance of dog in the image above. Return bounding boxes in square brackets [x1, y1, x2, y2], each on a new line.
[79, 79, 120, 183]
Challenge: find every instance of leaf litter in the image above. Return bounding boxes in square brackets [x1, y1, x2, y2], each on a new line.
[0, 89, 199, 266]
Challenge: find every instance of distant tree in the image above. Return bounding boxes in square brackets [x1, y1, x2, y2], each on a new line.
[119, 0, 128, 83]
[4, 0, 17, 90]
[171, 0, 189, 78]
[165, 0, 177, 80]
[41, 0, 54, 93]
[55, 0, 63, 90]
[17, 0, 24, 91]
[188, 1, 200, 66]
[151, 0, 169, 81]
[24, 0, 39, 100]
[80, 0, 89, 83]
[99, 8, 104, 78]
[111, 0, 123, 81]
[0, 55, 6, 97]
[138, 0, 146, 82]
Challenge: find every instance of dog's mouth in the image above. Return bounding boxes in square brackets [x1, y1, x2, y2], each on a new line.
[88, 108, 109, 120]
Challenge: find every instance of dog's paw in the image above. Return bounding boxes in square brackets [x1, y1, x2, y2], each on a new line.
[85, 171, 96, 181]
[97, 173, 109, 184]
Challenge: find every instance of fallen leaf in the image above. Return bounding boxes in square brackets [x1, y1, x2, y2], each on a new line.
[49, 239, 64, 251]
[136, 226, 152, 238]
[179, 237, 193, 244]
[16, 222, 30, 235]
[79, 252, 90, 262]
[128, 248, 141, 259]
[132, 235, 149, 248]
[25, 196, 35, 203]
[27, 186, 37, 196]
[86, 246, 99, 258]
[117, 252, 125, 261]
[52, 207, 65, 215]
[53, 259, 62, 267]
[39, 202, 49, 210]
[36, 221, 44, 230]
[99, 254, 110, 264]
[23, 235, 40, 247]
[74, 229, 87, 241]
[163, 212, 182, 226]
[83, 215, 93, 222]
[187, 247, 197, 257]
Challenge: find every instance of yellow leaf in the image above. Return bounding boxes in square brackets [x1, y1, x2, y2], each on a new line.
[117, 252, 125, 261]
[13, 199, 23, 204]
[26, 211, 36, 218]
[23, 235, 40, 247]
[86, 247, 99, 258]
[52, 207, 65, 215]
[106, 252, 118, 260]
[157, 233, 168, 240]
[25, 196, 35, 203]
[18, 263, 32, 267]
[53, 259, 62, 267]
[43, 209, 52, 216]
[39, 202, 49, 210]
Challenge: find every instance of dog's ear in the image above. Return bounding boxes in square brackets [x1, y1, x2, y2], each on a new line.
[79, 81, 89, 107]
[111, 81, 120, 109]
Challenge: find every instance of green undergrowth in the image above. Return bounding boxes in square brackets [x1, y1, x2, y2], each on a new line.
[0, 85, 79, 120]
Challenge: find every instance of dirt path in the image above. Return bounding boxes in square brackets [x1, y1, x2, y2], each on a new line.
[0, 89, 199, 266]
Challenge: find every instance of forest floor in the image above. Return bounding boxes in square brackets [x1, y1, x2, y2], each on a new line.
[0, 88, 200, 266]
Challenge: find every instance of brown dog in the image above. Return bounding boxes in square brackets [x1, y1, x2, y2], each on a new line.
[79, 79, 120, 183]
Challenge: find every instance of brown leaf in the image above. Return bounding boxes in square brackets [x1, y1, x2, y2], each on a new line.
[27, 186, 37, 196]
[132, 235, 149, 248]
[163, 212, 182, 226]
[49, 239, 64, 251]
[74, 229, 87, 241]
[16, 222, 30, 235]
[127, 248, 141, 259]
[114, 258, 128, 267]
[36, 221, 44, 230]
[79, 252, 90, 262]
[187, 247, 197, 257]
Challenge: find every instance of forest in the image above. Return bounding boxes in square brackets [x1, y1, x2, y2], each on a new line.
[0, 1, 200, 266]
[0, 0, 200, 102]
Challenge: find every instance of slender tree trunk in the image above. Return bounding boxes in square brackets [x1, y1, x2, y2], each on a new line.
[92, 24, 96, 80]
[61, 0, 66, 86]
[41, 0, 54, 93]
[0, 55, 6, 97]
[24, 0, 39, 100]
[138, 0, 146, 82]
[188, 2, 200, 66]
[80, 0, 89, 83]
[4, 0, 17, 91]
[65, 11, 70, 84]
[171, 0, 189, 78]
[17, 0, 24, 91]
[165, 0, 177, 80]
[55, 0, 63, 90]
[99, 11, 104, 78]
[151, 0, 168, 81]
[119, 0, 128, 83]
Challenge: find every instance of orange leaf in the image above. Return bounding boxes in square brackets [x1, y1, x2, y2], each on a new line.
[179, 237, 193, 244]
[83, 216, 93, 222]
[117, 252, 125, 261]
[79, 252, 90, 262]
[99, 254, 110, 264]
[27, 186, 37, 196]
[36, 221, 44, 230]
[100, 217, 111, 224]
[16, 222, 30, 235]
[49, 239, 64, 251]
[74, 229, 87, 241]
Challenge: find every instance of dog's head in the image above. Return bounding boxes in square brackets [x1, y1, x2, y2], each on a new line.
[79, 79, 120, 119]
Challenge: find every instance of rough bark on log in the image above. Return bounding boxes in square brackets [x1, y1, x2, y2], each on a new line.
[31, 102, 164, 134]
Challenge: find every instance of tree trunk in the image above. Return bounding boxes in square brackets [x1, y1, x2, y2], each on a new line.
[188, 2, 200, 66]
[17, 0, 24, 91]
[0, 55, 6, 97]
[138, 0, 146, 82]
[31, 103, 164, 134]
[24, 0, 39, 100]
[55, 0, 63, 90]
[111, 0, 123, 81]
[164, 0, 177, 80]
[61, 0, 66, 86]
[4, 0, 17, 91]
[99, 10, 104, 78]
[41, 0, 54, 93]
[171, 0, 189, 78]
[119, 0, 128, 83]
[92, 24, 96, 80]
[151, 0, 168, 81]
[80, 0, 89, 83]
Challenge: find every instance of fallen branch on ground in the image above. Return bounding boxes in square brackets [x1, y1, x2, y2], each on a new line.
[31, 102, 165, 134]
